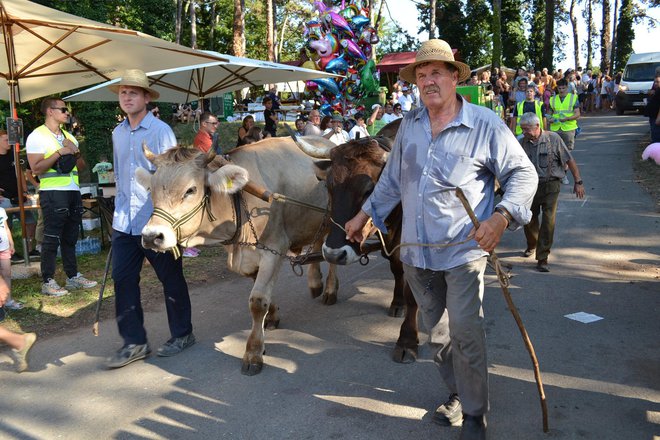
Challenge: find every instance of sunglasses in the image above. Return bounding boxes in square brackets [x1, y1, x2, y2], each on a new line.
[51, 107, 69, 113]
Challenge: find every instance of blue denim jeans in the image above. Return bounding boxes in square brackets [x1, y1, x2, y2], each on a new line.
[111, 230, 192, 346]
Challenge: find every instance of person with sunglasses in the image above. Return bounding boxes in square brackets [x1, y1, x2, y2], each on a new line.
[26, 97, 97, 297]
[193, 112, 219, 154]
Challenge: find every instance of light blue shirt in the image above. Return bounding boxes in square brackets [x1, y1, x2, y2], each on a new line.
[112, 112, 177, 235]
[362, 95, 538, 271]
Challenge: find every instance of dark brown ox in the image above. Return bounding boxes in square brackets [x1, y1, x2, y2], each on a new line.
[135, 137, 339, 375]
[296, 120, 419, 364]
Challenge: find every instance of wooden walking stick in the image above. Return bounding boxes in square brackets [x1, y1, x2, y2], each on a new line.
[92, 246, 112, 336]
[455, 187, 549, 433]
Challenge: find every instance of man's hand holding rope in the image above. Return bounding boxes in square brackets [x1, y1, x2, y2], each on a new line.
[468, 212, 508, 253]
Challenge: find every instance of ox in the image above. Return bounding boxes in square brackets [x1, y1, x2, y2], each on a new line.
[135, 137, 340, 375]
[294, 121, 420, 364]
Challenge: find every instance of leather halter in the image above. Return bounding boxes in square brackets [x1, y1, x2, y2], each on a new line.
[152, 192, 216, 259]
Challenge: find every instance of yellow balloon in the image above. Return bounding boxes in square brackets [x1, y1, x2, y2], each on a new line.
[302, 60, 318, 71]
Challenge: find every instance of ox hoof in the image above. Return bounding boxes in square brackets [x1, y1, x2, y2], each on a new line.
[310, 286, 323, 299]
[241, 360, 264, 376]
[321, 293, 337, 306]
[388, 304, 405, 318]
[391, 344, 418, 364]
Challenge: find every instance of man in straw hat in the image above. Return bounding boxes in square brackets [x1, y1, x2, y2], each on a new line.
[106, 69, 195, 369]
[345, 40, 538, 439]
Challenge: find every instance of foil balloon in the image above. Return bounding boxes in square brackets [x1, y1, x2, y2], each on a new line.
[301, 61, 318, 71]
[359, 27, 379, 45]
[350, 15, 370, 33]
[318, 53, 336, 70]
[340, 39, 368, 62]
[359, 59, 379, 94]
[305, 80, 319, 92]
[325, 55, 349, 75]
[311, 77, 342, 96]
[322, 12, 354, 38]
[305, 20, 323, 40]
[309, 37, 334, 58]
[319, 103, 333, 116]
[339, 4, 359, 20]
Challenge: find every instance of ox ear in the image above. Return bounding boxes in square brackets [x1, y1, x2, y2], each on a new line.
[135, 167, 152, 192]
[313, 160, 331, 181]
[207, 164, 249, 194]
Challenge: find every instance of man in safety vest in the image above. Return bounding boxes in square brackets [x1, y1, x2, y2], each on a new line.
[548, 78, 581, 151]
[26, 98, 97, 297]
[509, 86, 547, 136]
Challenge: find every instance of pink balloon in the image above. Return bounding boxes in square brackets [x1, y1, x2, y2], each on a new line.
[642, 142, 660, 165]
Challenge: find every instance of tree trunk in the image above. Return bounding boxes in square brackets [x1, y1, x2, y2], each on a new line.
[610, 0, 619, 71]
[600, 0, 611, 74]
[542, 0, 555, 70]
[430, 0, 437, 39]
[569, 0, 579, 69]
[176, 0, 183, 45]
[190, 0, 197, 50]
[232, 0, 245, 57]
[266, 0, 275, 61]
[277, 14, 289, 62]
[586, 0, 594, 70]
[491, 0, 502, 70]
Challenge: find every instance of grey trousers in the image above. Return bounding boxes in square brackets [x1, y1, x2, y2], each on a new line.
[403, 257, 489, 416]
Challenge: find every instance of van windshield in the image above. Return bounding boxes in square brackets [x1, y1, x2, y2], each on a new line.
[623, 63, 658, 82]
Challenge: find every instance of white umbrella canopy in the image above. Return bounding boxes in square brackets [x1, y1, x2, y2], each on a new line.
[64, 52, 339, 103]
[0, 0, 227, 105]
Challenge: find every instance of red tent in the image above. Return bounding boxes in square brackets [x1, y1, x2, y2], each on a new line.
[376, 49, 459, 74]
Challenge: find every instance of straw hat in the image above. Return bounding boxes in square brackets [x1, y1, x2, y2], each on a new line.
[399, 39, 471, 84]
[108, 69, 160, 100]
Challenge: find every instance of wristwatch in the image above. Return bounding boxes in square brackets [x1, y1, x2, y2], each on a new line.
[575, 180, 583, 185]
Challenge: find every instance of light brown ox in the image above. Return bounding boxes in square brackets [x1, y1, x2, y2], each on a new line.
[135, 136, 339, 375]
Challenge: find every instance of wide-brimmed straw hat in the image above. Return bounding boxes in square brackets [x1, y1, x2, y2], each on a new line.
[399, 39, 471, 84]
[108, 69, 160, 100]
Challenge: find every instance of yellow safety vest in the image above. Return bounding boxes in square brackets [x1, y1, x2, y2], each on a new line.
[34, 125, 79, 189]
[549, 94, 578, 132]
[515, 100, 545, 135]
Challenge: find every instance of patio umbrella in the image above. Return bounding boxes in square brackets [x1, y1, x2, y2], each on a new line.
[0, 0, 226, 263]
[64, 52, 340, 104]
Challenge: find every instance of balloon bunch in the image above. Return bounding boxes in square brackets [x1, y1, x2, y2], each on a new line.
[302, 0, 380, 115]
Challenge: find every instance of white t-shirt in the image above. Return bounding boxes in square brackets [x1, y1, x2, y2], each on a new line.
[381, 113, 398, 124]
[323, 128, 350, 146]
[398, 93, 415, 111]
[349, 125, 370, 140]
[0, 207, 9, 251]
[26, 127, 80, 191]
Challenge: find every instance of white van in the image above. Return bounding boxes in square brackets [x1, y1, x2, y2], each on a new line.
[616, 52, 660, 115]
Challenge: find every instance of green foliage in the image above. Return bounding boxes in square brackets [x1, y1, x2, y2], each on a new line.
[463, 0, 493, 68]
[377, 17, 420, 55]
[501, 0, 528, 68]
[433, 0, 466, 50]
[614, 0, 635, 72]
[528, 0, 546, 70]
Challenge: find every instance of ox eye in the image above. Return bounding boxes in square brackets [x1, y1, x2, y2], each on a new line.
[184, 187, 197, 198]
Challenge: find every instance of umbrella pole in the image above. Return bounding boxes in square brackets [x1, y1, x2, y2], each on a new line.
[8, 83, 30, 267]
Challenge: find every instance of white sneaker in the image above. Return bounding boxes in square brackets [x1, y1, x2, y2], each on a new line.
[182, 248, 199, 258]
[4, 299, 24, 310]
[65, 273, 98, 290]
[42, 279, 69, 297]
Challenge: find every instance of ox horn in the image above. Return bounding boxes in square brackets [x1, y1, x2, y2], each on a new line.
[142, 141, 157, 162]
[204, 149, 217, 165]
[291, 134, 336, 159]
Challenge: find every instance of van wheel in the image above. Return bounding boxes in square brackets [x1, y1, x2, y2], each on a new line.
[616, 107, 624, 115]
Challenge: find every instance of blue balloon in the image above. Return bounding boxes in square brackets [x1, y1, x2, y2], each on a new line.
[311, 77, 342, 96]
[350, 15, 370, 32]
[325, 55, 349, 74]
[320, 103, 333, 116]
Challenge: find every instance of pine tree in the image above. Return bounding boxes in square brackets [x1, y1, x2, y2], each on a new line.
[463, 0, 492, 67]
[529, 0, 546, 70]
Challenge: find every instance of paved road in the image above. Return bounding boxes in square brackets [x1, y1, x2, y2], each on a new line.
[1, 114, 659, 440]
